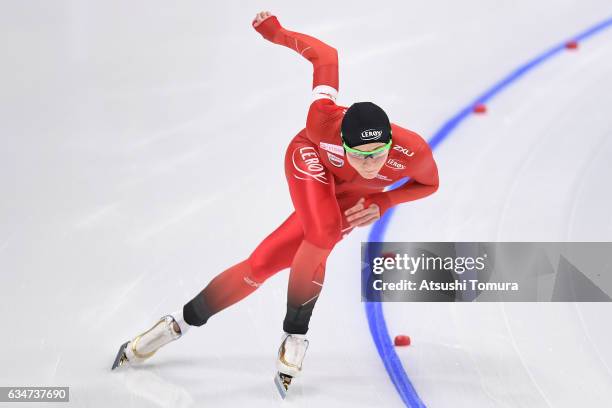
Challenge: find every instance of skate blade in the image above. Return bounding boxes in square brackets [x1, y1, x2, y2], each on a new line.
[111, 341, 129, 370]
[274, 372, 293, 399]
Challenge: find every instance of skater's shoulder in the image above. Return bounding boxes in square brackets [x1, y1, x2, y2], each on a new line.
[306, 97, 347, 143]
[390, 123, 428, 150]
[308, 97, 347, 118]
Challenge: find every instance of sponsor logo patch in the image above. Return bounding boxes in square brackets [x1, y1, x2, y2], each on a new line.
[327, 152, 344, 167]
[375, 174, 392, 181]
[319, 142, 344, 156]
[243, 276, 261, 288]
[292, 146, 329, 184]
[385, 158, 407, 171]
[393, 144, 415, 157]
[360, 129, 383, 141]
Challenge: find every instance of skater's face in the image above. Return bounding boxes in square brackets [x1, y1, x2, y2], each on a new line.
[345, 142, 389, 179]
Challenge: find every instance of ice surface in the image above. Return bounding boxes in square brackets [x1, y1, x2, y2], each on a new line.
[1, 1, 611, 406]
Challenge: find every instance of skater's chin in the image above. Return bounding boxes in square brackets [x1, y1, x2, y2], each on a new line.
[360, 171, 378, 179]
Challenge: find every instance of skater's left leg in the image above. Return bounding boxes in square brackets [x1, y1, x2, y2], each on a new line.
[283, 240, 336, 334]
[273, 193, 359, 382]
[282, 136, 344, 335]
[282, 194, 361, 324]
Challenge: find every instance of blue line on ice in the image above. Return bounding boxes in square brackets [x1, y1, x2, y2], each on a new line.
[365, 14, 612, 408]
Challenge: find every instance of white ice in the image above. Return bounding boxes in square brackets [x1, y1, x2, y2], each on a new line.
[1, 1, 612, 407]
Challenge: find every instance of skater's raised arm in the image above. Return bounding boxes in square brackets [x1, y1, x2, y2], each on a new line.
[252, 11, 339, 91]
[366, 141, 440, 216]
[253, 11, 343, 144]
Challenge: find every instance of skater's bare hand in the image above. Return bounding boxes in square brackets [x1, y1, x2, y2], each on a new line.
[252, 11, 274, 28]
[345, 198, 380, 228]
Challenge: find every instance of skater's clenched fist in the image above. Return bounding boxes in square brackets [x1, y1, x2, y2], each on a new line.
[345, 198, 381, 228]
[252, 11, 273, 28]
[252, 10, 283, 42]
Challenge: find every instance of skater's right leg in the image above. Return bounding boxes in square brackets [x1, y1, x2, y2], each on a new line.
[112, 214, 304, 369]
[182, 212, 304, 327]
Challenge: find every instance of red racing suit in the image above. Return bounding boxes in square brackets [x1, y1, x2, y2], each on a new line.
[182, 16, 439, 334]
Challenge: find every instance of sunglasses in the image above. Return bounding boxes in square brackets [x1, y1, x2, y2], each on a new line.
[342, 138, 392, 160]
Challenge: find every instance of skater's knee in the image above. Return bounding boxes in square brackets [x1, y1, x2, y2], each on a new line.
[303, 214, 342, 249]
[246, 254, 279, 283]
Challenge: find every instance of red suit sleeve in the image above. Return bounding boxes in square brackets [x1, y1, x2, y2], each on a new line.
[253, 16, 339, 89]
[254, 16, 343, 144]
[367, 142, 440, 216]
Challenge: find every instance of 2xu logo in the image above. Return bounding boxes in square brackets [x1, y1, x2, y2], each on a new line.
[393, 145, 415, 157]
[292, 146, 329, 184]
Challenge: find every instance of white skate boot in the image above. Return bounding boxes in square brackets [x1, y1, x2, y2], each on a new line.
[274, 332, 309, 398]
[111, 314, 187, 370]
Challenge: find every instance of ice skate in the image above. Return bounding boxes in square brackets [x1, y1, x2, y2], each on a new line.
[274, 332, 309, 398]
[111, 315, 183, 370]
